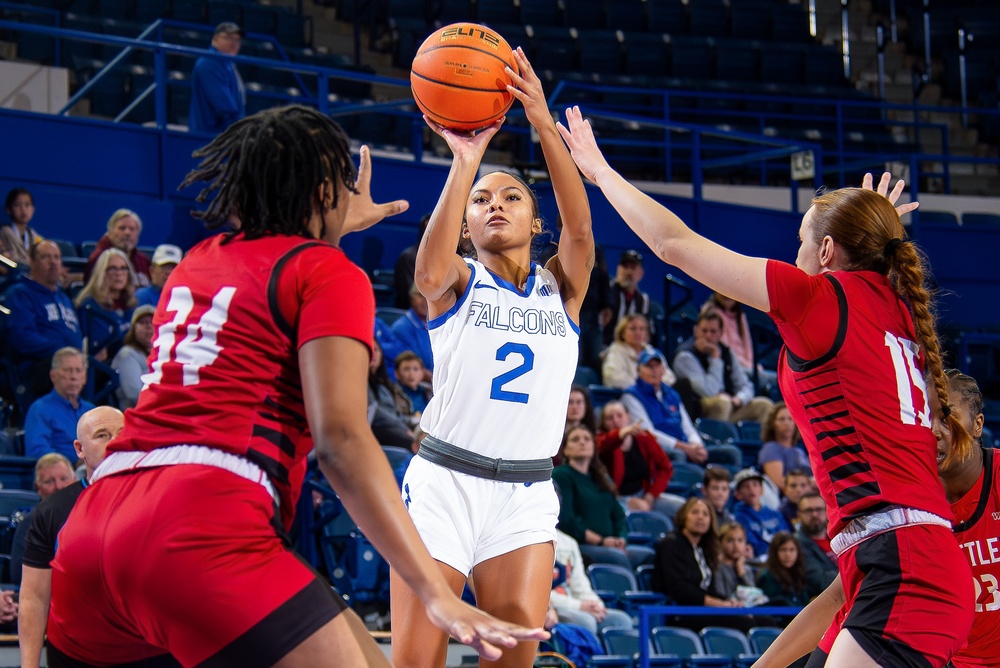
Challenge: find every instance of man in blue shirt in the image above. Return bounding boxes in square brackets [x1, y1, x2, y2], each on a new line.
[24, 347, 94, 462]
[731, 468, 789, 559]
[5, 240, 83, 399]
[135, 243, 182, 308]
[188, 22, 246, 134]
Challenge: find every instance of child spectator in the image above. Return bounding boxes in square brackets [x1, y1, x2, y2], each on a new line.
[711, 521, 759, 603]
[702, 466, 736, 528]
[779, 468, 813, 527]
[394, 351, 432, 421]
[731, 468, 789, 559]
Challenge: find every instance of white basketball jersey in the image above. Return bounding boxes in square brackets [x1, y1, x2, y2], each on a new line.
[420, 259, 580, 460]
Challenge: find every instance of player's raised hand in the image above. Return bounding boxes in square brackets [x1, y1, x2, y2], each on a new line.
[342, 145, 409, 235]
[506, 47, 550, 130]
[556, 106, 612, 183]
[424, 115, 504, 164]
[425, 595, 549, 662]
[862, 171, 919, 217]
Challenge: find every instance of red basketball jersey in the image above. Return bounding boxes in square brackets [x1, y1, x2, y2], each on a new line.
[110, 233, 375, 528]
[767, 261, 951, 535]
[951, 448, 1000, 667]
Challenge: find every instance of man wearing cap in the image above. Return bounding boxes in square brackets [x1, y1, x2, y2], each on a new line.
[189, 22, 246, 134]
[731, 468, 789, 559]
[135, 244, 182, 308]
[603, 249, 654, 345]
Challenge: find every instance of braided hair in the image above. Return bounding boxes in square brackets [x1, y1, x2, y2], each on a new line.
[810, 187, 973, 467]
[179, 105, 357, 240]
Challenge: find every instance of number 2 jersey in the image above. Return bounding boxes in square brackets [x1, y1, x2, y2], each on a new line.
[766, 260, 951, 536]
[108, 233, 375, 529]
[951, 448, 1000, 667]
[419, 259, 580, 461]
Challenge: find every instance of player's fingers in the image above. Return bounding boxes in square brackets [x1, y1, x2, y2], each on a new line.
[896, 201, 919, 216]
[355, 145, 371, 189]
[888, 178, 906, 203]
[513, 46, 533, 76]
[877, 171, 892, 196]
[862, 172, 874, 190]
[377, 199, 409, 219]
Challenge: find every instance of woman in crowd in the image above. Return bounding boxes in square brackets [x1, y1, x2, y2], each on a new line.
[758, 402, 811, 494]
[367, 339, 415, 450]
[596, 399, 674, 515]
[111, 304, 154, 409]
[74, 247, 137, 360]
[601, 313, 675, 389]
[566, 385, 599, 434]
[756, 532, 810, 608]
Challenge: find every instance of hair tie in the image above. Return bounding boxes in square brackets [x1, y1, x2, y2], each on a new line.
[884, 238, 903, 258]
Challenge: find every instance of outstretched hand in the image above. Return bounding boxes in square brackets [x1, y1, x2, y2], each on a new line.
[425, 595, 549, 662]
[342, 145, 409, 235]
[862, 171, 919, 217]
[555, 106, 611, 183]
[506, 47, 551, 130]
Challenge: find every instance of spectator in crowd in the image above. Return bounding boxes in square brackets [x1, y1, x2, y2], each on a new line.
[603, 249, 653, 345]
[548, 529, 634, 635]
[4, 240, 83, 398]
[367, 339, 415, 449]
[111, 305, 155, 410]
[390, 284, 433, 374]
[673, 308, 773, 423]
[8, 454, 78, 586]
[553, 425, 653, 569]
[75, 248, 138, 360]
[189, 22, 246, 134]
[597, 400, 674, 515]
[711, 521, 758, 603]
[1, 187, 42, 267]
[731, 468, 790, 560]
[621, 349, 708, 464]
[756, 532, 810, 608]
[566, 385, 598, 434]
[134, 244, 182, 308]
[374, 316, 406, 383]
[702, 466, 736, 528]
[779, 468, 813, 527]
[601, 314, 675, 390]
[84, 209, 150, 286]
[793, 492, 837, 598]
[393, 351, 431, 422]
[19, 406, 124, 668]
[393, 214, 429, 310]
[24, 348, 94, 462]
[758, 402, 811, 493]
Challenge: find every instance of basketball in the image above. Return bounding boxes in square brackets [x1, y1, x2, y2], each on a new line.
[410, 23, 518, 131]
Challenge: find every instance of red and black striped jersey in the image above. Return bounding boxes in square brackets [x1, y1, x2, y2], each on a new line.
[110, 232, 375, 529]
[767, 260, 951, 535]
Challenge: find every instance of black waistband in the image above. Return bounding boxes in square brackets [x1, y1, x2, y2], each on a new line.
[417, 435, 553, 483]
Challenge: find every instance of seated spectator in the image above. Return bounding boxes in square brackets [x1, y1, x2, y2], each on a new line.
[779, 468, 812, 527]
[393, 214, 429, 309]
[711, 521, 758, 603]
[603, 249, 654, 346]
[702, 466, 736, 528]
[601, 314, 675, 390]
[393, 351, 432, 422]
[374, 316, 406, 382]
[758, 402, 811, 494]
[731, 468, 790, 560]
[19, 406, 124, 668]
[390, 284, 433, 373]
[566, 385, 598, 434]
[134, 244, 182, 307]
[4, 240, 83, 399]
[702, 292, 778, 393]
[549, 529, 634, 635]
[596, 400, 675, 516]
[111, 305, 155, 409]
[756, 532, 810, 608]
[673, 309, 773, 423]
[1, 187, 42, 267]
[24, 347, 94, 461]
[84, 208, 151, 286]
[553, 425, 653, 570]
[793, 493, 838, 598]
[620, 349, 708, 464]
[8, 453, 77, 585]
[367, 340, 414, 449]
[75, 248, 138, 360]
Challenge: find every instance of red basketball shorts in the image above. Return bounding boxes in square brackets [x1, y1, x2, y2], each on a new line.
[47, 464, 345, 667]
[813, 523, 974, 668]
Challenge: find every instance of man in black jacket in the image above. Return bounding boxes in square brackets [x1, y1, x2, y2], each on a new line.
[794, 492, 838, 598]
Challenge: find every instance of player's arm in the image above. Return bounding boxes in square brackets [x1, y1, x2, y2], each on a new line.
[507, 49, 593, 320]
[416, 119, 503, 317]
[752, 574, 844, 667]
[301, 336, 547, 661]
[557, 106, 770, 313]
[18, 566, 50, 668]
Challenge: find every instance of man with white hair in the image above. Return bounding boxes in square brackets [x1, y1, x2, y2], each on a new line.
[84, 209, 151, 286]
[23, 348, 94, 461]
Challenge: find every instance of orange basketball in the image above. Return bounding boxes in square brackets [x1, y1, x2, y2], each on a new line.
[410, 23, 518, 131]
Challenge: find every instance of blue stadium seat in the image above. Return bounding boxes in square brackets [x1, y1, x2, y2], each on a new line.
[587, 385, 622, 410]
[520, 0, 560, 27]
[736, 420, 761, 443]
[475, 0, 516, 25]
[574, 365, 600, 388]
[729, 1, 770, 39]
[651, 626, 732, 666]
[577, 29, 624, 75]
[587, 563, 667, 614]
[647, 0, 686, 33]
[375, 306, 407, 325]
[0, 458, 37, 492]
[669, 36, 713, 81]
[436, 0, 473, 24]
[687, 0, 729, 38]
[626, 510, 673, 545]
[769, 3, 811, 42]
[962, 213, 1000, 227]
[918, 210, 959, 225]
[696, 418, 739, 444]
[668, 462, 704, 496]
[748, 626, 782, 654]
[530, 26, 577, 73]
[563, 0, 603, 29]
[622, 31, 669, 76]
[635, 563, 657, 591]
[605, 0, 648, 31]
[700, 626, 759, 667]
[715, 39, 759, 83]
[601, 627, 684, 667]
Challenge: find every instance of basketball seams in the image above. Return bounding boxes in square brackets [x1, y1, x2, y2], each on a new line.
[410, 70, 515, 95]
[413, 43, 515, 71]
